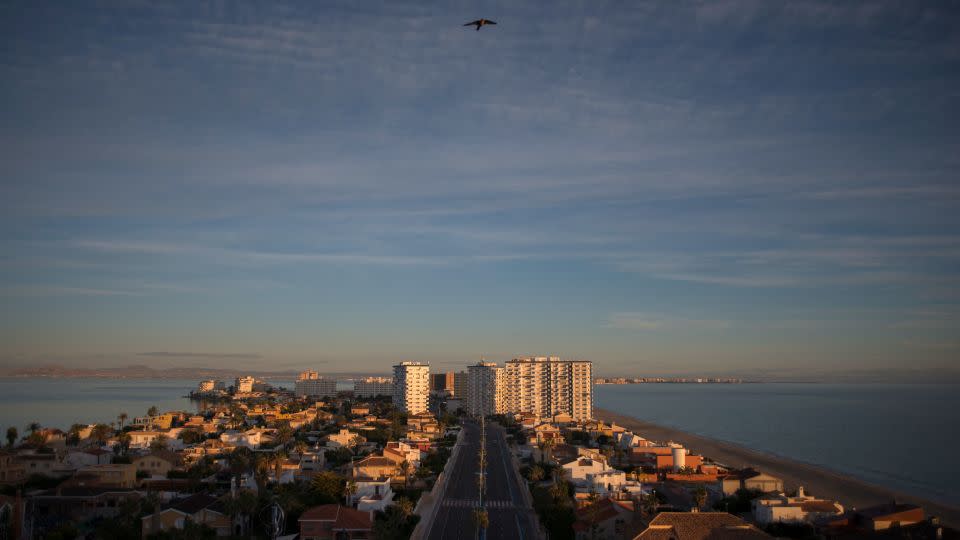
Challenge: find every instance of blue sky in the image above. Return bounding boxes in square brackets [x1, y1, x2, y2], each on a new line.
[2, 0, 959, 376]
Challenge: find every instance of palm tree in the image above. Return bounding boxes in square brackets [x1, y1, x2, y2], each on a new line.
[147, 405, 159, 418]
[5, 427, 17, 447]
[118, 432, 132, 455]
[270, 449, 286, 485]
[117, 412, 128, 430]
[586, 489, 601, 540]
[229, 447, 254, 492]
[642, 491, 659, 517]
[26, 422, 40, 436]
[528, 464, 545, 483]
[90, 423, 112, 444]
[253, 456, 270, 493]
[550, 468, 568, 504]
[693, 485, 708, 511]
[67, 424, 84, 445]
[274, 423, 293, 446]
[149, 434, 169, 452]
[542, 436, 557, 464]
[399, 460, 412, 489]
[293, 439, 308, 458]
[345, 479, 358, 506]
[221, 490, 257, 536]
[394, 497, 414, 520]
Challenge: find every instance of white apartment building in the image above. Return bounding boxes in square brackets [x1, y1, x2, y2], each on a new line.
[197, 379, 224, 393]
[502, 357, 593, 420]
[466, 362, 504, 417]
[393, 362, 430, 414]
[294, 371, 337, 398]
[354, 376, 394, 397]
[235, 376, 255, 393]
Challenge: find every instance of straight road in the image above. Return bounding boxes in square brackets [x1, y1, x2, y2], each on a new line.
[427, 420, 540, 540]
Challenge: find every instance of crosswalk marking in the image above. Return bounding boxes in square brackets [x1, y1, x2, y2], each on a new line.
[441, 499, 516, 509]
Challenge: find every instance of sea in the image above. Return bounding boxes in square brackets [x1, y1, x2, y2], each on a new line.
[0, 378, 292, 433]
[595, 383, 960, 506]
[0, 378, 955, 506]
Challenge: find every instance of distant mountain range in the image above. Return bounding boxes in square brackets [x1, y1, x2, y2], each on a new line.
[0, 364, 337, 380]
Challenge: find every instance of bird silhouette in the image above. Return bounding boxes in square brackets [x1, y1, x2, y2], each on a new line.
[464, 19, 497, 31]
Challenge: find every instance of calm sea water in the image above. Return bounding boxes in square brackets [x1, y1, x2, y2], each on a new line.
[595, 383, 959, 506]
[0, 377, 320, 431]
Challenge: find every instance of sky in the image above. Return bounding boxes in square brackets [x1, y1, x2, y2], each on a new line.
[2, 0, 959, 377]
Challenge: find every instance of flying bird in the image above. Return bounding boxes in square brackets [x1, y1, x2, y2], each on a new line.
[464, 18, 497, 31]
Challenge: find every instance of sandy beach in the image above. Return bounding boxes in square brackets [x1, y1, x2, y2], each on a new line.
[595, 407, 960, 527]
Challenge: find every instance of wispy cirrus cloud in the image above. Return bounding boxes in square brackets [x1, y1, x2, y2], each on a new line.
[606, 313, 731, 331]
[137, 352, 262, 360]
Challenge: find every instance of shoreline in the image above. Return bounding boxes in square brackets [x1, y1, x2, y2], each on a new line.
[594, 407, 960, 528]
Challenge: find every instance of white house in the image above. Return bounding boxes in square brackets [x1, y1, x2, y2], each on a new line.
[298, 450, 326, 477]
[128, 431, 166, 450]
[752, 487, 844, 525]
[587, 468, 641, 495]
[326, 429, 364, 449]
[384, 441, 421, 466]
[219, 429, 263, 449]
[64, 448, 113, 469]
[562, 457, 611, 488]
[616, 431, 649, 449]
[354, 477, 394, 513]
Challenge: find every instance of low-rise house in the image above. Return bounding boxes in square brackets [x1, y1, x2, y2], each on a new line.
[219, 428, 264, 449]
[351, 405, 371, 416]
[552, 444, 604, 466]
[585, 469, 643, 497]
[632, 511, 772, 540]
[656, 453, 703, 471]
[354, 477, 394, 513]
[752, 487, 844, 525]
[664, 472, 719, 484]
[530, 423, 563, 445]
[38, 428, 68, 448]
[299, 504, 373, 540]
[64, 448, 113, 469]
[72, 463, 138, 488]
[33, 487, 142, 522]
[573, 498, 638, 540]
[140, 493, 232, 539]
[563, 457, 612, 488]
[617, 431, 651, 449]
[133, 451, 181, 479]
[299, 449, 326, 476]
[0, 451, 26, 484]
[327, 429, 365, 449]
[128, 431, 169, 450]
[18, 453, 67, 478]
[133, 413, 177, 430]
[721, 469, 784, 496]
[854, 502, 925, 531]
[352, 456, 398, 481]
[383, 441, 421, 467]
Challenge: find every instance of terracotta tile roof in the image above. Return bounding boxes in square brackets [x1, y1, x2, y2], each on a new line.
[573, 498, 634, 531]
[856, 503, 924, 522]
[300, 504, 373, 530]
[355, 456, 396, 468]
[170, 493, 219, 514]
[635, 512, 772, 540]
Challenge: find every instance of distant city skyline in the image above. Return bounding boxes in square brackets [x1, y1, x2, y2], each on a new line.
[3, 2, 959, 376]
